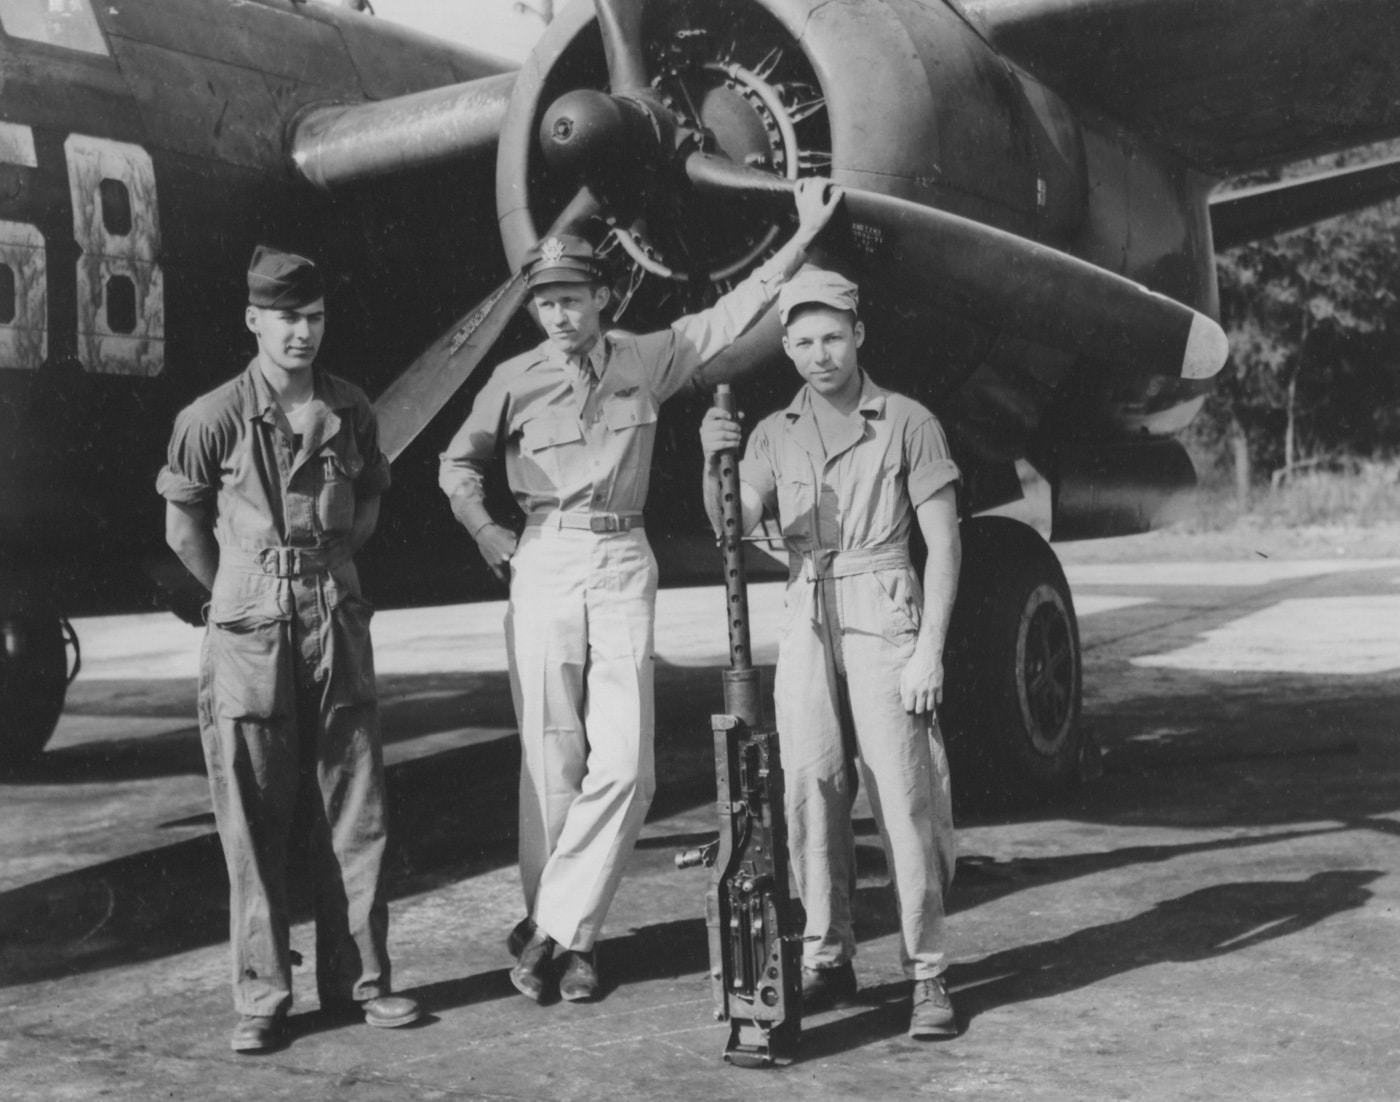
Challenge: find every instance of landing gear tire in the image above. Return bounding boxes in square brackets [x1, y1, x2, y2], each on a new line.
[0, 611, 76, 768]
[940, 517, 1083, 810]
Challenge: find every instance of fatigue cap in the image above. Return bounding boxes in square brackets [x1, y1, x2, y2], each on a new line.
[778, 268, 860, 326]
[247, 245, 325, 309]
[523, 234, 607, 290]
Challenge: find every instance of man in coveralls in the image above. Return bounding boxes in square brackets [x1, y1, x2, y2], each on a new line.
[439, 179, 840, 1003]
[159, 247, 420, 1053]
[698, 269, 962, 1038]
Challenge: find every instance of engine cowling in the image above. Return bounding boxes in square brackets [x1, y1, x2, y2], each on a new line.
[496, 0, 1087, 337]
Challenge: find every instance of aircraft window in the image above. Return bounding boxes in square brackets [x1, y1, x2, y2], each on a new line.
[0, 0, 109, 56]
[0, 264, 14, 324]
[106, 275, 136, 334]
[99, 179, 132, 236]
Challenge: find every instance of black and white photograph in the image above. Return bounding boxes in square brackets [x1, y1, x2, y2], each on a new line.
[1, 1, 1398, 1098]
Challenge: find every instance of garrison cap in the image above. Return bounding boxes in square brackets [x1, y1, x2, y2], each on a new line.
[778, 268, 860, 326]
[247, 245, 325, 309]
[523, 234, 607, 290]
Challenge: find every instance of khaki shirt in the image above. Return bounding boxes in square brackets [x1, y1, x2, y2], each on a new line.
[438, 253, 790, 518]
[740, 372, 959, 554]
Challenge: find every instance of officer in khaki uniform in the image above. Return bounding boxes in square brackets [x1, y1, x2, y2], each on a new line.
[159, 247, 420, 1053]
[439, 180, 840, 1003]
[699, 269, 962, 1039]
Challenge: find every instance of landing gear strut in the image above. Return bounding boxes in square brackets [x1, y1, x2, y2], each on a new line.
[0, 607, 79, 767]
[940, 517, 1084, 808]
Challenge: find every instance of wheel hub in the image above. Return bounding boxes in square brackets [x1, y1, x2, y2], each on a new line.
[1016, 584, 1077, 757]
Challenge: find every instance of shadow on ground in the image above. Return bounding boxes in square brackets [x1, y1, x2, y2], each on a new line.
[3, 657, 1397, 1001]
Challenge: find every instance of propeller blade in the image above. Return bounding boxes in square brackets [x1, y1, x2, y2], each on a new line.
[684, 155, 1229, 381]
[374, 273, 528, 463]
[595, 0, 649, 95]
[375, 187, 602, 461]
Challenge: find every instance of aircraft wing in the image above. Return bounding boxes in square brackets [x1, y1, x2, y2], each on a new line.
[956, 0, 1400, 176]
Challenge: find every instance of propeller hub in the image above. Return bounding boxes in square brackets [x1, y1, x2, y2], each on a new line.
[539, 88, 672, 185]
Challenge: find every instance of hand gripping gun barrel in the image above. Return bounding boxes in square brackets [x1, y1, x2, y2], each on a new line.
[675, 384, 801, 1068]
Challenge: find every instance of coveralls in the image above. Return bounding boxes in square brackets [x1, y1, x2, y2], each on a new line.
[157, 360, 393, 1017]
[739, 372, 960, 979]
[438, 254, 790, 952]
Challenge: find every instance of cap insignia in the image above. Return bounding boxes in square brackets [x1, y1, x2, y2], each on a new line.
[540, 237, 566, 264]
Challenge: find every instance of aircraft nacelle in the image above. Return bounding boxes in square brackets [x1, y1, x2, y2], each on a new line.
[486, 0, 1219, 527]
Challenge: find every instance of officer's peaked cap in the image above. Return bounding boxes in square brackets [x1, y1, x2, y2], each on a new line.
[523, 234, 607, 290]
[778, 268, 860, 326]
[247, 245, 325, 309]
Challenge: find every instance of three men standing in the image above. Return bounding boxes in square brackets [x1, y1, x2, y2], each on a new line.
[163, 189, 959, 1051]
[439, 180, 840, 1002]
[159, 247, 420, 1052]
[698, 268, 962, 1038]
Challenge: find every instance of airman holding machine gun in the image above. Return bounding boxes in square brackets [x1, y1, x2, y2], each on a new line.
[699, 268, 962, 1039]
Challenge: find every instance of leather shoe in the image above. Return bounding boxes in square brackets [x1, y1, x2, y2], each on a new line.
[506, 915, 537, 958]
[510, 930, 556, 1002]
[363, 995, 423, 1029]
[908, 975, 957, 1038]
[801, 962, 857, 1011]
[230, 1014, 285, 1054]
[321, 995, 423, 1028]
[557, 949, 599, 1002]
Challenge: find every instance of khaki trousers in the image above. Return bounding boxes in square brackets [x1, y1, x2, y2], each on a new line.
[773, 557, 956, 980]
[505, 526, 658, 951]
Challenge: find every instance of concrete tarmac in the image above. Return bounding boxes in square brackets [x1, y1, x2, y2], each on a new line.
[3, 551, 1399, 1101]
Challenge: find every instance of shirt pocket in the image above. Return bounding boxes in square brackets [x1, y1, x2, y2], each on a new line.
[519, 415, 584, 484]
[521, 415, 585, 451]
[601, 394, 658, 434]
[316, 446, 363, 535]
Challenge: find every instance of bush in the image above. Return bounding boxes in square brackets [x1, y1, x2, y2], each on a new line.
[1181, 456, 1400, 530]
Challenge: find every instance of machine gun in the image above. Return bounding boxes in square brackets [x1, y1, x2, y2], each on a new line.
[674, 384, 801, 1068]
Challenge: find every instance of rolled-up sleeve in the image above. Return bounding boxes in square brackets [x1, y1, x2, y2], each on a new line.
[905, 414, 960, 507]
[156, 405, 221, 506]
[738, 417, 780, 518]
[438, 368, 509, 503]
[352, 394, 392, 499]
[639, 252, 789, 402]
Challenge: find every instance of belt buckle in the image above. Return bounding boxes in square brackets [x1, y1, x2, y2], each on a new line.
[590, 514, 619, 533]
[258, 547, 295, 577]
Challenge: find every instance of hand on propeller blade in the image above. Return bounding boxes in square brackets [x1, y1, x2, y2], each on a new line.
[791, 177, 844, 253]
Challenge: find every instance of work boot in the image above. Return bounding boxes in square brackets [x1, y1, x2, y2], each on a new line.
[363, 996, 423, 1028]
[558, 949, 600, 1002]
[908, 975, 957, 1038]
[510, 930, 556, 1002]
[800, 962, 857, 1012]
[320, 994, 423, 1028]
[230, 1014, 285, 1054]
[507, 915, 537, 958]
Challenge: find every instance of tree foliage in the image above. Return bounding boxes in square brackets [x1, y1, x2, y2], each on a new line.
[1194, 147, 1400, 487]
